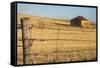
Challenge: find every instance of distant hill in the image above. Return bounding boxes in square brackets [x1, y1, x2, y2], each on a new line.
[17, 13, 69, 22]
[17, 13, 70, 26]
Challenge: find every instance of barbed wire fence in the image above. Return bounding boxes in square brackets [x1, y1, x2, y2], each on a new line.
[17, 17, 95, 64]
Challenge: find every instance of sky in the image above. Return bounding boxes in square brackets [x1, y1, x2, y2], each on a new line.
[17, 3, 97, 23]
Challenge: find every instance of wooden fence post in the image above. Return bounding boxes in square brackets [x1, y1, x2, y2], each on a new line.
[21, 17, 33, 64]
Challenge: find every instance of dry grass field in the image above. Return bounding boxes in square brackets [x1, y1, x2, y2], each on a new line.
[17, 14, 96, 65]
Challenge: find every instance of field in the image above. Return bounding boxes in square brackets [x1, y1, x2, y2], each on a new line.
[17, 14, 96, 65]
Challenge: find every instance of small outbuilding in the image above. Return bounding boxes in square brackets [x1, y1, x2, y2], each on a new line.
[71, 16, 90, 28]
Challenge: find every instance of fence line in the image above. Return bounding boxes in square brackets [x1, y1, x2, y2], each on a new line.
[17, 18, 96, 64]
[17, 38, 95, 42]
[17, 24, 96, 32]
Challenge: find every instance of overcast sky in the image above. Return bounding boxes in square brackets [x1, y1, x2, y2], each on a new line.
[17, 3, 97, 23]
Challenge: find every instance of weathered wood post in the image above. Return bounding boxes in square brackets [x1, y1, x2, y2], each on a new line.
[21, 17, 33, 64]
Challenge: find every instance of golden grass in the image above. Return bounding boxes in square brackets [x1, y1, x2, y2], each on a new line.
[17, 14, 96, 65]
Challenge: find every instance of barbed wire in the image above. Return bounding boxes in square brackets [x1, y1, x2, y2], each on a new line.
[17, 18, 96, 64]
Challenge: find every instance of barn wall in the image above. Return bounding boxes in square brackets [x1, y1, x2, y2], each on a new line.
[71, 19, 81, 26]
[81, 20, 90, 28]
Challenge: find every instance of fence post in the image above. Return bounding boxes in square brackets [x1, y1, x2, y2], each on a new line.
[21, 17, 33, 64]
